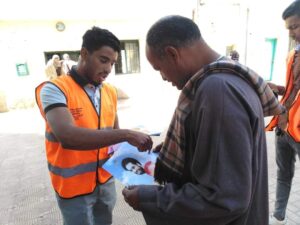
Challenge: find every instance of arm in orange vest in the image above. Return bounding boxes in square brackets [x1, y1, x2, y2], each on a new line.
[45, 107, 153, 151]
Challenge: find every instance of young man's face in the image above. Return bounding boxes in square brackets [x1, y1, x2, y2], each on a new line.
[285, 15, 300, 43]
[125, 162, 145, 175]
[82, 46, 118, 86]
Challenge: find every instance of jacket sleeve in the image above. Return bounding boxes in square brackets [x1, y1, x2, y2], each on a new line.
[138, 74, 261, 224]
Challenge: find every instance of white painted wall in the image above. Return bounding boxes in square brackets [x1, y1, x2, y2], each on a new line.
[0, 0, 295, 113]
[195, 0, 294, 87]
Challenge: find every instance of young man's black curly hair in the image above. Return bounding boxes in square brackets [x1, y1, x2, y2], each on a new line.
[82, 26, 121, 53]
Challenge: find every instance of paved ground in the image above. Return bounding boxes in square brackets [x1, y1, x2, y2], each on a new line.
[0, 106, 299, 225]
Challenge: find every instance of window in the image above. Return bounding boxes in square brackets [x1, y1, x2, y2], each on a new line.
[115, 40, 140, 75]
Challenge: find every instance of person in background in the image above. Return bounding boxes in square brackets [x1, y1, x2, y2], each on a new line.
[62, 53, 77, 74]
[266, 1, 300, 224]
[122, 15, 284, 225]
[35, 26, 153, 225]
[230, 50, 239, 61]
[44, 54, 63, 80]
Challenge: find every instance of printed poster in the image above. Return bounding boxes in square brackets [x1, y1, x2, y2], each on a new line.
[104, 142, 158, 186]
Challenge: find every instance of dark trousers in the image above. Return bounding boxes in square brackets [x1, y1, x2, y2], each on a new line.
[273, 129, 300, 220]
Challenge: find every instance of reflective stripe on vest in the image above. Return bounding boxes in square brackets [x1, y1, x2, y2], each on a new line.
[48, 158, 108, 178]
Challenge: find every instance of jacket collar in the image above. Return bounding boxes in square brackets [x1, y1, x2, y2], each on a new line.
[69, 66, 100, 88]
[69, 66, 89, 87]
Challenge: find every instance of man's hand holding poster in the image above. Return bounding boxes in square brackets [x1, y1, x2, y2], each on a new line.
[104, 142, 158, 186]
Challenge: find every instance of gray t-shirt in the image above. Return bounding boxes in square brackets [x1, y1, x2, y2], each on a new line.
[40, 82, 101, 114]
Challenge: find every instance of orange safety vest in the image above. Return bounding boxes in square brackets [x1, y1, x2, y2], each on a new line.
[35, 74, 117, 198]
[266, 50, 300, 142]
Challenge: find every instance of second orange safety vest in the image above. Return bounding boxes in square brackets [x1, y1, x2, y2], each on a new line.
[266, 50, 300, 142]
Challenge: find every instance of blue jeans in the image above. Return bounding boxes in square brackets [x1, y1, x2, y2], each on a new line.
[273, 131, 300, 220]
[55, 178, 116, 225]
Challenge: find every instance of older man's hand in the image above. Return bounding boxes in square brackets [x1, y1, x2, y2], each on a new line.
[122, 186, 140, 211]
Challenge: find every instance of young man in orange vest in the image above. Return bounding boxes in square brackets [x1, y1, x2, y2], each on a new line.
[266, 1, 300, 224]
[35, 26, 153, 225]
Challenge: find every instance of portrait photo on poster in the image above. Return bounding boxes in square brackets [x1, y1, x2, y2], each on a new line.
[104, 142, 158, 186]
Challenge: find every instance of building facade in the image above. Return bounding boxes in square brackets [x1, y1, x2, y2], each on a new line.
[0, 0, 294, 111]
